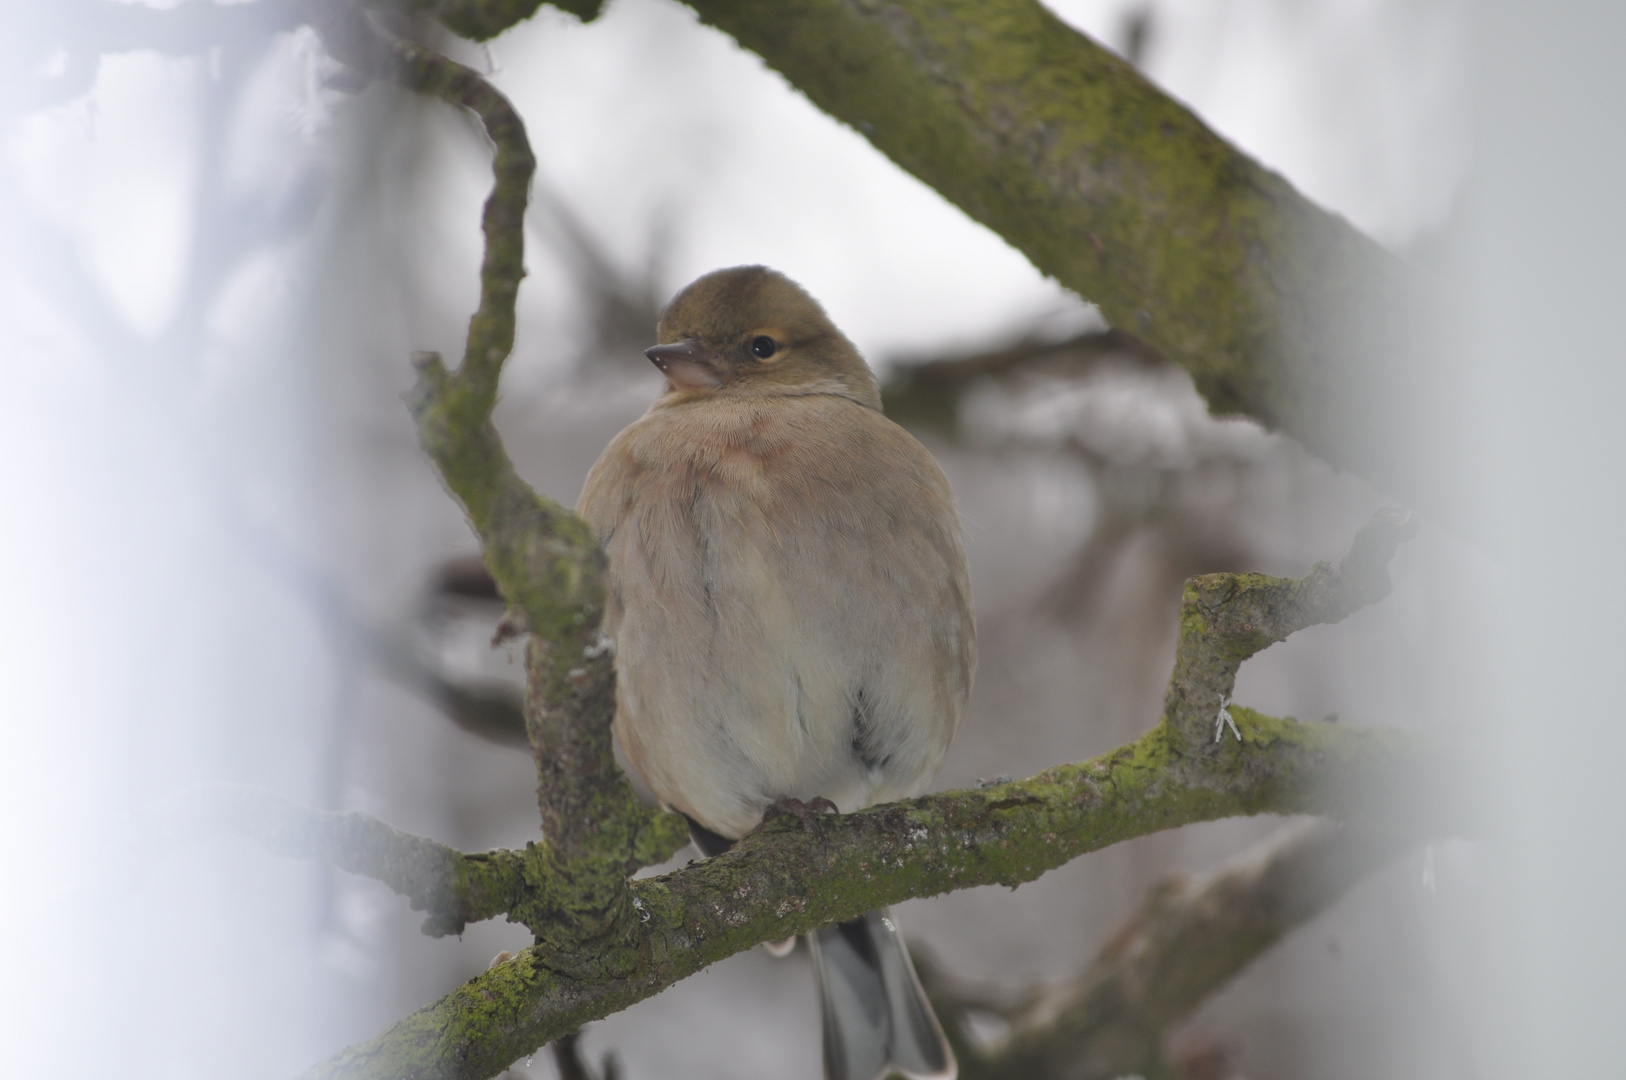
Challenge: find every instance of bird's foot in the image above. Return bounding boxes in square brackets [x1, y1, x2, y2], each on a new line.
[764, 795, 839, 829]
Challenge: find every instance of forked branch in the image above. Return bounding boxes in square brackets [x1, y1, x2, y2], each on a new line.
[929, 820, 1416, 1080]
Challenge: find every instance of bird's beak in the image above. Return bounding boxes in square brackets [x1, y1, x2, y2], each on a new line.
[645, 340, 724, 390]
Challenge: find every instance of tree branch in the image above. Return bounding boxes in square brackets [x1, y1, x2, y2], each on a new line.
[291, 702, 1447, 1079]
[931, 820, 1415, 1080]
[881, 328, 1166, 440]
[311, 0, 687, 867]
[1162, 507, 1419, 751]
[170, 785, 537, 937]
[384, 0, 1436, 507]
[687, 0, 1437, 509]
[273, 501, 1448, 1079]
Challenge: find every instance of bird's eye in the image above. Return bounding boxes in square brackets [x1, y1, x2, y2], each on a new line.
[750, 336, 777, 359]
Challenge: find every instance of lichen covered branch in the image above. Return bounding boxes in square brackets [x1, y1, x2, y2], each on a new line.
[307, 2, 602, 652]
[937, 820, 1415, 1080]
[287, 515, 1441, 1080]
[307, 12, 686, 878]
[379, 0, 1435, 506]
[171, 785, 536, 937]
[295, 703, 1446, 1080]
[1164, 507, 1419, 750]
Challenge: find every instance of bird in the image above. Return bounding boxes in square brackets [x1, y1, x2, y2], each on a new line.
[576, 265, 974, 1080]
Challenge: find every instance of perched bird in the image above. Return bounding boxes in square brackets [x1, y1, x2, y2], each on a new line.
[577, 266, 974, 1080]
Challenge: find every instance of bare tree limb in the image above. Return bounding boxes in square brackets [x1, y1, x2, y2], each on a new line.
[881, 329, 1164, 440]
[385, 0, 1438, 509]
[1162, 507, 1419, 752]
[169, 785, 536, 937]
[287, 703, 1444, 1079]
[309, 1, 688, 872]
[929, 820, 1414, 1080]
[265, 499, 1448, 1079]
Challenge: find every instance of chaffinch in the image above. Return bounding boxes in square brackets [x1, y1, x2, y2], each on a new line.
[578, 265, 973, 1080]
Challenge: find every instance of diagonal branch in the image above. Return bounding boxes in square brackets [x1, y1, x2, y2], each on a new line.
[382, 0, 1439, 509]
[291, 706, 1450, 1080]
[1163, 507, 1419, 751]
[684, 0, 1436, 510]
[168, 785, 540, 937]
[933, 819, 1415, 1080]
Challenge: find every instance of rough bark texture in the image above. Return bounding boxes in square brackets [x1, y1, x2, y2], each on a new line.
[283, 689, 1446, 1080]
[369, 0, 1436, 509]
[1162, 507, 1420, 750]
[930, 820, 1414, 1080]
[175, 785, 535, 937]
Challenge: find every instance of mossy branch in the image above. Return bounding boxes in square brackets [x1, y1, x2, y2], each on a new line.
[169, 784, 539, 937]
[289, 700, 1448, 1080]
[310, 7, 686, 874]
[384, 0, 1436, 507]
[1163, 507, 1420, 750]
[271, 510, 1450, 1080]
[302, 3, 689, 982]
[935, 819, 1415, 1080]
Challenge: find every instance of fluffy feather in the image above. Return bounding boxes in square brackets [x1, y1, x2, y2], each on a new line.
[577, 265, 972, 1080]
[578, 266, 974, 839]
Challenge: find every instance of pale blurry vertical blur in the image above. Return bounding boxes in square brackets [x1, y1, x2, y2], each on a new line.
[1, 8, 338, 1077]
[1442, 0, 1626, 1074]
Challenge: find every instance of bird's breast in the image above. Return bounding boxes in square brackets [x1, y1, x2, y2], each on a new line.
[578, 392, 974, 840]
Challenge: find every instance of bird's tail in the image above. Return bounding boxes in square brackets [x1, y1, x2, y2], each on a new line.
[809, 909, 956, 1080]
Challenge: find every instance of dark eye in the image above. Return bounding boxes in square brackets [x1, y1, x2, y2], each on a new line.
[750, 336, 777, 359]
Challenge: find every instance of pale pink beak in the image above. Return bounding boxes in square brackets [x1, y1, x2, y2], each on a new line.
[645, 340, 724, 389]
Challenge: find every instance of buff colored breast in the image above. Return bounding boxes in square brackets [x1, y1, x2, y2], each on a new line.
[577, 388, 974, 840]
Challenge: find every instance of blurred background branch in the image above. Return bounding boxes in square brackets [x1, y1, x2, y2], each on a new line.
[924, 819, 1415, 1080]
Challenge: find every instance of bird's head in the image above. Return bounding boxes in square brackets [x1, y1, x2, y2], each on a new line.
[645, 266, 882, 410]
